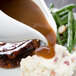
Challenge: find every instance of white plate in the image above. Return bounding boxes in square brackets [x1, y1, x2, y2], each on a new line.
[0, 9, 76, 76]
[0, 68, 20, 76]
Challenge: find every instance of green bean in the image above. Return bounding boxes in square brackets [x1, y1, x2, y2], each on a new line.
[55, 4, 76, 14]
[57, 32, 62, 45]
[57, 14, 68, 38]
[62, 21, 68, 25]
[53, 13, 67, 40]
[61, 16, 68, 25]
[63, 23, 67, 39]
[72, 17, 74, 40]
[63, 20, 68, 39]
[62, 17, 68, 25]
[52, 13, 58, 24]
[74, 20, 76, 45]
[54, 13, 63, 26]
[59, 10, 69, 17]
[62, 39, 67, 44]
[61, 14, 68, 20]
[67, 11, 73, 52]
[63, 31, 67, 38]
[51, 4, 76, 52]
[50, 4, 54, 9]
[53, 12, 68, 26]
[62, 21, 67, 25]
[50, 4, 54, 13]
[53, 13, 63, 45]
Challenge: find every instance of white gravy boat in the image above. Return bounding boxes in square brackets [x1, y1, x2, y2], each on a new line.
[0, 0, 57, 44]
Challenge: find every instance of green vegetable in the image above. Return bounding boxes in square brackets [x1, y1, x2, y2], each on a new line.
[54, 13, 67, 39]
[74, 20, 76, 45]
[61, 14, 68, 25]
[67, 11, 74, 52]
[63, 31, 67, 38]
[62, 39, 67, 44]
[53, 13, 63, 44]
[59, 10, 69, 17]
[62, 17, 68, 24]
[52, 13, 58, 24]
[55, 4, 76, 14]
[50, 4, 76, 52]
[62, 20, 68, 25]
[54, 13, 63, 26]
[61, 14, 68, 21]
[50, 4, 54, 13]
[57, 32, 62, 45]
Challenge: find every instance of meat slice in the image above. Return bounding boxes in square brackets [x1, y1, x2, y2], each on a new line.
[0, 40, 40, 68]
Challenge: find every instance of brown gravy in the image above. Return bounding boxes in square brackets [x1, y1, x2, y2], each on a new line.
[0, 0, 56, 59]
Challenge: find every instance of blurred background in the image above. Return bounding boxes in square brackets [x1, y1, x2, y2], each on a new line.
[45, 0, 76, 11]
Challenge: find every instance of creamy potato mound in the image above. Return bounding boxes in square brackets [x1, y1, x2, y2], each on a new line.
[20, 44, 76, 76]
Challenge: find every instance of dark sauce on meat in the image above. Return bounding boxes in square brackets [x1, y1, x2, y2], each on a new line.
[0, 40, 40, 68]
[0, 0, 56, 64]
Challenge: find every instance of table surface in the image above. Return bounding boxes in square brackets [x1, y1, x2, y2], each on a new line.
[45, 0, 76, 11]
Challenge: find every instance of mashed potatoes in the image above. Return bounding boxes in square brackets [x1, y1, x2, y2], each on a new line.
[20, 44, 76, 76]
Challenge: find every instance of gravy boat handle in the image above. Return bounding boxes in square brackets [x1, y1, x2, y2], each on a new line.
[0, 0, 57, 43]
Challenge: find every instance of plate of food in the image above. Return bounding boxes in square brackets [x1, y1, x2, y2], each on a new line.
[0, 0, 76, 76]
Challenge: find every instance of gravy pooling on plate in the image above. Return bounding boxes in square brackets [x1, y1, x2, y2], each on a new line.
[0, 0, 56, 59]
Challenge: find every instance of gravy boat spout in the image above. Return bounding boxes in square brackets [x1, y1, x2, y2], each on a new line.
[0, 0, 57, 43]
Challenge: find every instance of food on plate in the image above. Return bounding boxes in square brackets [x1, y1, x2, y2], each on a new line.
[0, 3, 76, 76]
[0, 40, 40, 68]
[58, 25, 66, 34]
[21, 44, 76, 76]
[50, 4, 76, 52]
